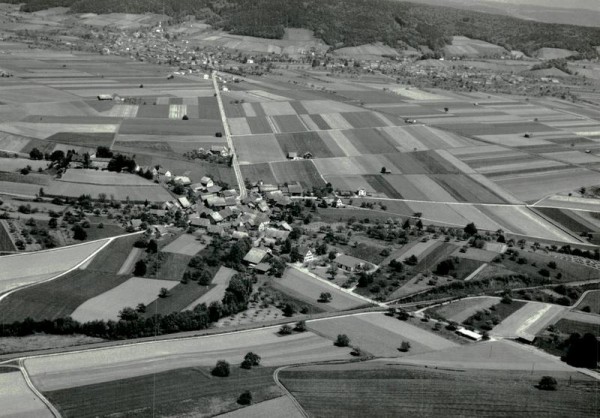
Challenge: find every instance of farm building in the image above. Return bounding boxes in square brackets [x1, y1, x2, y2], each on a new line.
[244, 247, 268, 266]
[457, 328, 482, 341]
[298, 246, 314, 264]
[189, 217, 210, 228]
[283, 182, 303, 196]
[97, 94, 113, 100]
[152, 225, 168, 236]
[209, 211, 224, 223]
[207, 225, 224, 236]
[254, 262, 271, 274]
[264, 227, 290, 241]
[232, 231, 249, 240]
[129, 219, 143, 230]
[200, 176, 214, 188]
[206, 196, 227, 208]
[287, 152, 298, 160]
[357, 189, 367, 197]
[174, 176, 191, 185]
[334, 254, 369, 272]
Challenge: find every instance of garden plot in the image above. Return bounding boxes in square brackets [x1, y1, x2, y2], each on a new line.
[309, 313, 457, 357]
[276, 268, 369, 311]
[234, 134, 286, 164]
[161, 234, 205, 256]
[492, 302, 567, 339]
[168, 104, 187, 119]
[184, 266, 235, 310]
[0, 239, 109, 294]
[0, 370, 53, 417]
[71, 277, 178, 323]
[26, 327, 351, 392]
[431, 296, 500, 324]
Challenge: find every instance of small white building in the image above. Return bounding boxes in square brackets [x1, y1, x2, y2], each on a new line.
[357, 189, 367, 197]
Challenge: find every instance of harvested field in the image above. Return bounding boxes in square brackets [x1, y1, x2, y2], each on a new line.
[0, 370, 53, 417]
[280, 360, 596, 417]
[228, 117, 252, 136]
[0, 235, 139, 323]
[184, 266, 235, 310]
[161, 234, 205, 256]
[309, 313, 457, 357]
[45, 132, 114, 148]
[58, 170, 155, 186]
[492, 302, 567, 339]
[119, 119, 222, 136]
[25, 327, 352, 392]
[71, 277, 178, 322]
[276, 268, 369, 311]
[0, 239, 109, 294]
[431, 296, 500, 323]
[45, 366, 282, 418]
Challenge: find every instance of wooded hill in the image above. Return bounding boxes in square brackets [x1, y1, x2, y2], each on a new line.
[8, 0, 600, 56]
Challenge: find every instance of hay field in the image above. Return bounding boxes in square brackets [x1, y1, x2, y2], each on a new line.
[184, 266, 235, 310]
[234, 134, 286, 164]
[71, 277, 178, 323]
[0, 239, 108, 294]
[277, 268, 369, 311]
[161, 234, 205, 256]
[221, 396, 303, 418]
[310, 312, 457, 357]
[25, 327, 352, 392]
[0, 370, 53, 417]
[59, 170, 156, 186]
[45, 180, 172, 202]
[116, 248, 142, 275]
[270, 159, 325, 189]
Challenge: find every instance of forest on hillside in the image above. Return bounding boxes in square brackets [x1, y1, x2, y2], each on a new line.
[6, 0, 600, 56]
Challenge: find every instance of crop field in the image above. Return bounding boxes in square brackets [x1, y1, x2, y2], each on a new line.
[45, 366, 282, 418]
[553, 318, 600, 336]
[492, 302, 567, 339]
[276, 268, 369, 311]
[308, 313, 457, 357]
[269, 159, 325, 189]
[0, 239, 109, 294]
[45, 180, 173, 202]
[0, 234, 139, 323]
[234, 134, 287, 164]
[221, 396, 303, 418]
[25, 327, 352, 392]
[431, 296, 500, 323]
[119, 118, 222, 136]
[58, 170, 155, 186]
[184, 266, 235, 310]
[0, 369, 53, 417]
[44, 132, 115, 148]
[71, 277, 178, 322]
[280, 361, 597, 418]
[534, 207, 600, 234]
[115, 248, 142, 275]
[161, 234, 205, 256]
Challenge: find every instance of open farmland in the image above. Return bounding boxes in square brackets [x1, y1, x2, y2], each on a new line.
[221, 396, 303, 418]
[430, 296, 501, 323]
[491, 302, 567, 339]
[575, 290, 600, 313]
[0, 234, 139, 323]
[45, 366, 283, 418]
[24, 326, 352, 392]
[280, 361, 597, 418]
[0, 369, 54, 417]
[308, 313, 457, 357]
[275, 267, 370, 311]
[0, 238, 109, 294]
[71, 277, 178, 322]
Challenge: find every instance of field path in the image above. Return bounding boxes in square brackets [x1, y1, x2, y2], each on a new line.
[213, 72, 247, 199]
[273, 367, 310, 418]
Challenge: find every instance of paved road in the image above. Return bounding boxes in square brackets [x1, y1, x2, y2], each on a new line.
[212, 72, 247, 199]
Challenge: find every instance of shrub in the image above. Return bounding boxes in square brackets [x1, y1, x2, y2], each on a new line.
[294, 320, 307, 332]
[399, 341, 411, 352]
[538, 376, 557, 391]
[279, 325, 293, 335]
[335, 334, 350, 347]
[237, 390, 252, 405]
[212, 360, 230, 377]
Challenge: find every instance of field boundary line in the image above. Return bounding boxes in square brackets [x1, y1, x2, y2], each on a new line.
[273, 366, 310, 418]
[18, 359, 62, 418]
[0, 232, 142, 303]
[464, 263, 488, 282]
